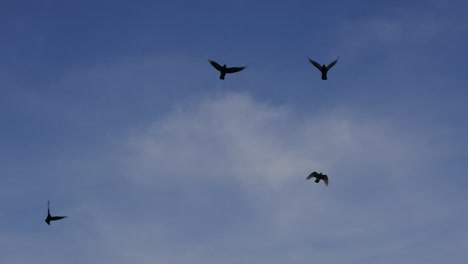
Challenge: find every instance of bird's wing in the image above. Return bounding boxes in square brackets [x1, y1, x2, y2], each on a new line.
[50, 216, 67, 221]
[326, 57, 339, 70]
[47, 200, 50, 215]
[306, 172, 318, 180]
[226, 66, 246, 73]
[308, 58, 323, 71]
[322, 175, 329, 186]
[208, 59, 223, 71]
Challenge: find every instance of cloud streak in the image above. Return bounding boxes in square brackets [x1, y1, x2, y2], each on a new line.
[81, 92, 466, 264]
[1, 87, 466, 264]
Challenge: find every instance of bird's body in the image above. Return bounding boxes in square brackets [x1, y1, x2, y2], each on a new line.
[209, 59, 246, 80]
[45, 200, 67, 225]
[308, 57, 339, 80]
[306, 171, 329, 186]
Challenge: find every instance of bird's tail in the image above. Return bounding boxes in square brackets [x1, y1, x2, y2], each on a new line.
[315, 178, 320, 183]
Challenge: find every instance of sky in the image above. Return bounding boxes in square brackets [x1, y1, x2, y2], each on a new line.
[1, 0, 467, 263]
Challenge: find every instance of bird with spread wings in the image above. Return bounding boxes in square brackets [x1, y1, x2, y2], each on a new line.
[209, 59, 246, 80]
[308, 57, 339, 80]
[45, 200, 68, 225]
[306, 171, 329, 186]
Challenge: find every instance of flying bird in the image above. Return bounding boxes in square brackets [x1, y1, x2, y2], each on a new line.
[308, 57, 339, 80]
[208, 59, 246, 80]
[306, 171, 329, 186]
[45, 200, 67, 225]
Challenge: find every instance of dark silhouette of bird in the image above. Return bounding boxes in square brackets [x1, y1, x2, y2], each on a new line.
[208, 59, 246, 80]
[308, 57, 339, 80]
[45, 200, 67, 225]
[306, 171, 329, 186]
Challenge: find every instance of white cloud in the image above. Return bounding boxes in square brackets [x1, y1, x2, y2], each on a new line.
[123, 93, 425, 190]
[99, 92, 466, 263]
[3, 91, 466, 264]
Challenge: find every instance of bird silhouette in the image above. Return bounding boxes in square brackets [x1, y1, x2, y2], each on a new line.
[208, 59, 246, 80]
[306, 171, 329, 186]
[45, 200, 67, 225]
[308, 57, 339, 80]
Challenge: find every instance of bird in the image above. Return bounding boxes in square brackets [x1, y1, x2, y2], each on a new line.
[45, 200, 67, 225]
[208, 59, 246, 80]
[306, 171, 329, 186]
[308, 57, 339, 80]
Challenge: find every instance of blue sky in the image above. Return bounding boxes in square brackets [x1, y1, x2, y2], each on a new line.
[1, 0, 467, 263]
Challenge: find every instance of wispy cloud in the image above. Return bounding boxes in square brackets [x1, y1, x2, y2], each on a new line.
[1, 87, 466, 263]
[333, 3, 468, 59]
[72, 92, 465, 263]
